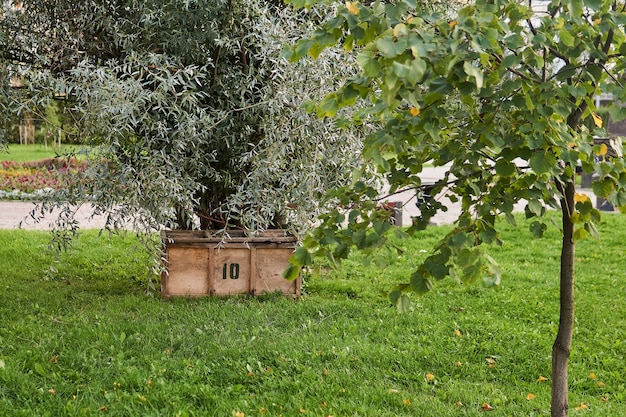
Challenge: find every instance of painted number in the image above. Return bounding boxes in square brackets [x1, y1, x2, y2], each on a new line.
[222, 263, 240, 280]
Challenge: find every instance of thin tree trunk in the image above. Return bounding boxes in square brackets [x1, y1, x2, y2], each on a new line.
[552, 179, 576, 417]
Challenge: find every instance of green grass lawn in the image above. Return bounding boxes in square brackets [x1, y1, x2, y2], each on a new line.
[0, 215, 625, 416]
[0, 144, 81, 162]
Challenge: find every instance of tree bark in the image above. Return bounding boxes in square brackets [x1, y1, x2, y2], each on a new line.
[552, 179, 576, 417]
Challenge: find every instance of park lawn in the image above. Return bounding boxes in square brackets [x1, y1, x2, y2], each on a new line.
[0, 214, 625, 416]
[0, 144, 82, 163]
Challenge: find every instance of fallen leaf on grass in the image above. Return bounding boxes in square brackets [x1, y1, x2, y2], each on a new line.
[537, 375, 549, 382]
[48, 389, 57, 395]
[425, 372, 435, 382]
[601, 395, 609, 402]
[485, 358, 496, 368]
[597, 381, 606, 387]
[574, 402, 588, 411]
[589, 372, 596, 379]
[455, 401, 464, 407]
[526, 393, 536, 400]
[455, 361, 462, 367]
[99, 406, 108, 412]
[232, 411, 245, 417]
[481, 402, 494, 411]
[454, 329, 462, 338]
[403, 399, 411, 406]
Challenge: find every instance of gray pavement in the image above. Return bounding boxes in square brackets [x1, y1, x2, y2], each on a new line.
[0, 165, 601, 229]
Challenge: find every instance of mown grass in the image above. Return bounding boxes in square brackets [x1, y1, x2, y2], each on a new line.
[1, 214, 625, 416]
[0, 144, 80, 163]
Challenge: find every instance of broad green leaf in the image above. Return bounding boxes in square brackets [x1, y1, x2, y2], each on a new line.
[559, 28, 575, 47]
[317, 93, 339, 118]
[282, 263, 300, 281]
[376, 35, 405, 58]
[573, 227, 589, 242]
[463, 62, 483, 90]
[527, 199, 544, 217]
[292, 247, 312, 266]
[529, 221, 547, 238]
[529, 151, 557, 175]
[592, 179, 614, 198]
[356, 51, 382, 76]
[396, 294, 411, 313]
[410, 271, 433, 294]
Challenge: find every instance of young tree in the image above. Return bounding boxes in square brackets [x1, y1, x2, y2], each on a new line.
[0, 0, 367, 234]
[284, 0, 626, 415]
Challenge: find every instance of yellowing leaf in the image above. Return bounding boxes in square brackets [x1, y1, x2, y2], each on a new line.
[454, 329, 462, 338]
[393, 23, 406, 38]
[455, 401, 464, 407]
[403, 399, 411, 405]
[526, 393, 536, 400]
[537, 375, 549, 382]
[574, 193, 590, 203]
[592, 112, 603, 128]
[481, 402, 494, 411]
[589, 372, 597, 379]
[410, 107, 420, 116]
[575, 402, 588, 411]
[449, 20, 458, 28]
[595, 144, 608, 157]
[345, 2, 359, 15]
[597, 381, 606, 387]
[425, 372, 435, 382]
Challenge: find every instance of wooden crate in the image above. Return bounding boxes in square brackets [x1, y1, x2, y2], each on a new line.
[161, 230, 300, 298]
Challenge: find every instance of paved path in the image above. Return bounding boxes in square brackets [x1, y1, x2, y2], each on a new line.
[0, 166, 601, 230]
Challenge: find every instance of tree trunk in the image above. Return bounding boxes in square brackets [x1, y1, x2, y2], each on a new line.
[551, 179, 576, 417]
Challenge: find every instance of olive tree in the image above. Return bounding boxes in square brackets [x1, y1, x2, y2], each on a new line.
[284, 0, 626, 415]
[0, 0, 367, 235]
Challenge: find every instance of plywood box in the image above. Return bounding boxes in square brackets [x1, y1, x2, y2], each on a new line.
[161, 230, 300, 298]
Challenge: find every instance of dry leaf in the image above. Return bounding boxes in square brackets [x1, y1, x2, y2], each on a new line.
[259, 408, 267, 414]
[574, 402, 588, 411]
[48, 389, 57, 395]
[323, 369, 329, 376]
[454, 329, 462, 338]
[345, 2, 359, 15]
[481, 402, 494, 411]
[526, 393, 536, 400]
[601, 395, 609, 402]
[589, 372, 597, 379]
[99, 406, 108, 411]
[485, 358, 496, 368]
[574, 193, 590, 203]
[403, 399, 411, 406]
[232, 411, 245, 417]
[455, 401, 464, 407]
[425, 373, 435, 382]
[597, 381, 606, 387]
[455, 361, 462, 367]
[592, 112, 603, 128]
[537, 375, 549, 382]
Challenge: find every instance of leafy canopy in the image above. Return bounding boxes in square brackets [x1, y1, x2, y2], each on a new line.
[284, 0, 626, 309]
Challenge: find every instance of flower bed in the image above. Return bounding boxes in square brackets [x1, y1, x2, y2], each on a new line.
[0, 158, 86, 198]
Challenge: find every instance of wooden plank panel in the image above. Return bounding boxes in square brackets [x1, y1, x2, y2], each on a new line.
[253, 248, 299, 296]
[212, 248, 251, 295]
[163, 247, 209, 297]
